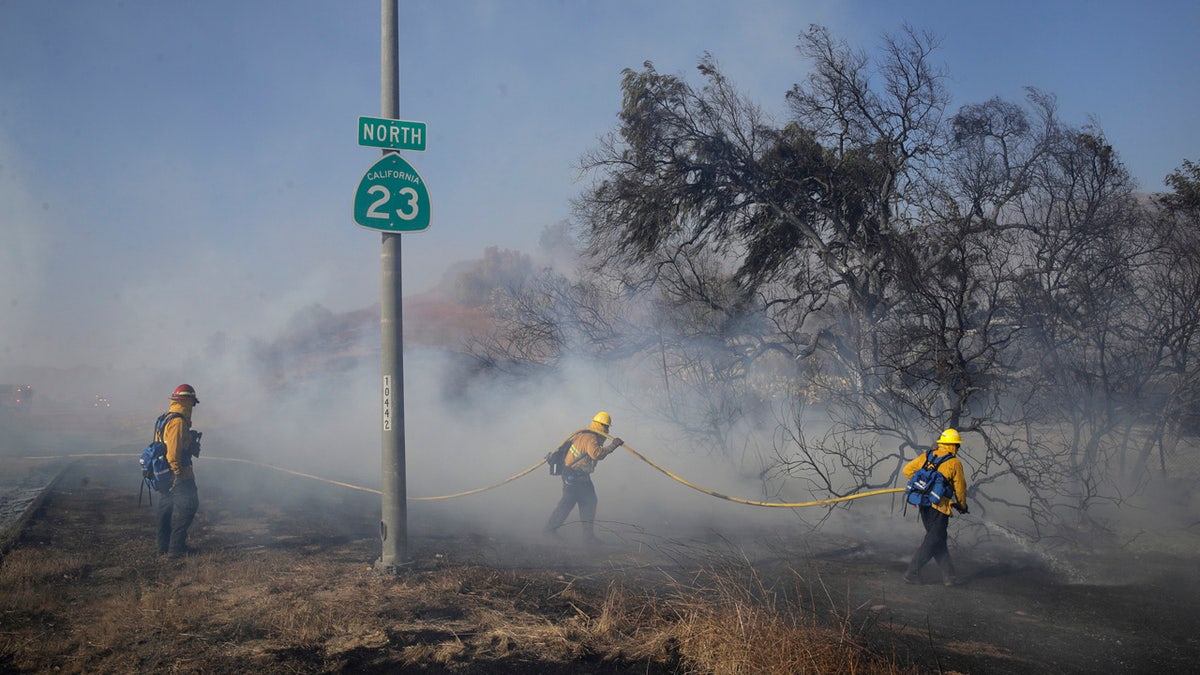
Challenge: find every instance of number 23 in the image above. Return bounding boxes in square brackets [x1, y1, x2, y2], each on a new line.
[366, 185, 419, 221]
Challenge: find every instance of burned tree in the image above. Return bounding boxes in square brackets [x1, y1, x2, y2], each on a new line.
[572, 24, 959, 488]
[467, 24, 1198, 539]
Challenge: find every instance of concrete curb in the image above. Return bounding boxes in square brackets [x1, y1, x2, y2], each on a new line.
[0, 461, 69, 557]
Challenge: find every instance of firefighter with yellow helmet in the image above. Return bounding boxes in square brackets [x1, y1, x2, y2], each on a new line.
[544, 411, 624, 545]
[902, 428, 970, 586]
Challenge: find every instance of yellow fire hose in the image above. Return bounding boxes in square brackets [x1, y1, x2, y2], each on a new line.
[14, 453, 386, 495]
[621, 444, 904, 506]
[17, 430, 905, 507]
[544, 428, 905, 508]
[407, 459, 546, 501]
[585, 427, 902, 502]
[13, 452, 536, 500]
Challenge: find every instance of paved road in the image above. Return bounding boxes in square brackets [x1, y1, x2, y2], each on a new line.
[1, 406, 142, 550]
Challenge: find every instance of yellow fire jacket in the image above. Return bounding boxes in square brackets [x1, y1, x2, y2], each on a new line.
[163, 400, 196, 483]
[563, 429, 615, 474]
[902, 444, 968, 516]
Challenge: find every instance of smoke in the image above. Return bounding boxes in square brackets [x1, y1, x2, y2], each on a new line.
[173, 303, 817, 553]
[4, 124, 1192, 572]
[2, 121, 759, 552]
[0, 152, 796, 550]
[0, 135, 51, 368]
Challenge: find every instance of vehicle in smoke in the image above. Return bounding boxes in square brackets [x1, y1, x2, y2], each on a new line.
[0, 384, 34, 412]
[94, 395, 111, 409]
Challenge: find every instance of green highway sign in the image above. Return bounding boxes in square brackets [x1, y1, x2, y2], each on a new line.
[358, 116, 426, 151]
[353, 153, 431, 233]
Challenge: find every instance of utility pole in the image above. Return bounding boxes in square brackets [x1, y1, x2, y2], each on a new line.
[375, 0, 407, 574]
[354, 0, 429, 573]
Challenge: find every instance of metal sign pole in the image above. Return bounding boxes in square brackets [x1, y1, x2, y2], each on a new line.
[375, 0, 407, 574]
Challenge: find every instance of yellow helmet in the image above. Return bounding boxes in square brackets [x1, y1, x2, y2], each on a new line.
[592, 411, 612, 427]
[937, 428, 962, 445]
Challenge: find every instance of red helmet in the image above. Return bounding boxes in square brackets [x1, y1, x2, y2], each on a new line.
[170, 384, 199, 405]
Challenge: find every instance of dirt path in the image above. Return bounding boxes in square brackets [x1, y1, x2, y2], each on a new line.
[772, 536, 1200, 674]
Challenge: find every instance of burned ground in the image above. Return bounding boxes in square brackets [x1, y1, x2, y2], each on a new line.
[2, 451, 1198, 673]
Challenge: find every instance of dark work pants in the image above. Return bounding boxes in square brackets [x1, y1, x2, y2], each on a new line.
[157, 478, 199, 556]
[545, 474, 598, 540]
[906, 506, 955, 580]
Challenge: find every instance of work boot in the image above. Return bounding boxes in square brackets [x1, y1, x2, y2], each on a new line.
[903, 572, 920, 585]
[943, 575, 961, 587]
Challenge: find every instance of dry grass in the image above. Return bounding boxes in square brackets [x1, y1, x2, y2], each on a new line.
[615, 559, 916, 675]
[10, 456, 1199, 673]
[0, 461, 920, 674]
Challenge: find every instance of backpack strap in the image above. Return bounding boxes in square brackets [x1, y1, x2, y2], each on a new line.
[920, 448, 937, 469]
[563, 430, 604, 471]
[153, 412, 184, 442]
[927, 449, 952, 468]
[928, 450, 957, 501]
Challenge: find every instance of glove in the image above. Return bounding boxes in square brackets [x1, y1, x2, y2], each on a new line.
[953, 502, 968, 514]
[610, 437, 624, 448]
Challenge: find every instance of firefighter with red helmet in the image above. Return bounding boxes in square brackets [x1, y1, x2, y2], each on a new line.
[544, 411, 624, 545]
[156, 384, 202, 558]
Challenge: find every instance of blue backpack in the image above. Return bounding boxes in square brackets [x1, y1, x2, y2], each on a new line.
[904, 449, 956, 508]
[139, 412, 183, 500]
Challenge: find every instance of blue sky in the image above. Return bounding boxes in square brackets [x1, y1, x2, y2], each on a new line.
[2, 0, 1197, 373]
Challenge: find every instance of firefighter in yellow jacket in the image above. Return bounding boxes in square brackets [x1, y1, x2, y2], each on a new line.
[544, 411, 624, 545]
[902, 428, 969, 586]
[157, 384, 202, 558]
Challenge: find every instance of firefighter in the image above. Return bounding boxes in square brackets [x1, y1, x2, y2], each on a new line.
[544, 411, 624, 545]
[903, 428, 969, 586]
[157, 384, 202, 558]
